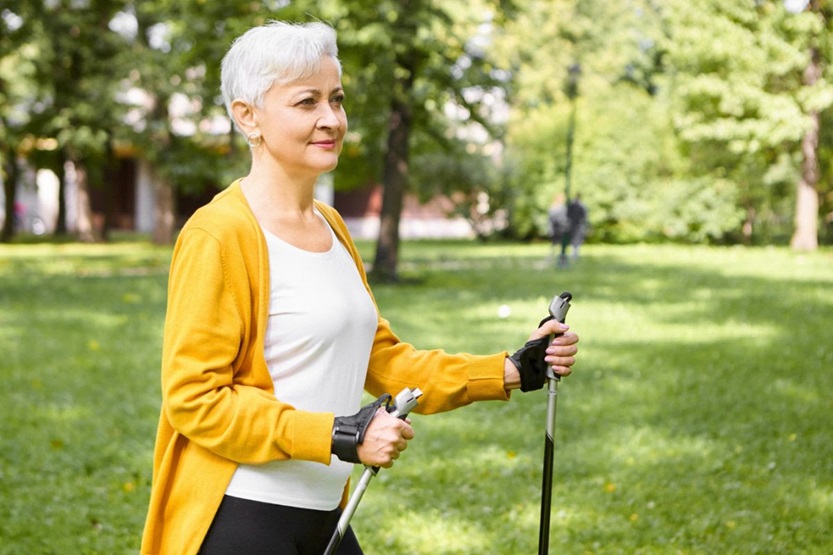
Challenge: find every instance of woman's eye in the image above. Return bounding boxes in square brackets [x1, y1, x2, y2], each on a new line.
[331, 94, 345, 105]
[298, 98, 316, 106]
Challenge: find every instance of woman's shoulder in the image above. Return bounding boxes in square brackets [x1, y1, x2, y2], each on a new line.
[180, 181, 259, 246]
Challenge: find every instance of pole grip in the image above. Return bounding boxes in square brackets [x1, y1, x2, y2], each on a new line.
[545, 292, 572, 381]
[549, 292, 572, 323]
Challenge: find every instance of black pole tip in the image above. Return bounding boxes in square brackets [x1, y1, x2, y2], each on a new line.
[559, 291, 573, 302]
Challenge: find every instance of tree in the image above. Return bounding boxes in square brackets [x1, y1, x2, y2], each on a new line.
[0, 6, 33, 242]
[22, 0, 129, 241]
[787, 0, 832, 250]
[367, 0, 419, 282]
[792, 35, 821, 250]
[661, 0, 833, 247]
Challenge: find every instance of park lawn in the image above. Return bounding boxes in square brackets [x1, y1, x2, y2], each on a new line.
[0, 240, 831, 554]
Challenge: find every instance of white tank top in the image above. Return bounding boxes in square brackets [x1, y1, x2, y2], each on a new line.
[225, 213, 378, 510]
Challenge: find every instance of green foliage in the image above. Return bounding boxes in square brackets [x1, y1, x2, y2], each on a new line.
[3, 0, 833, 245]
[659, 0, 833, 244]
[498, 0, 682, 241]
[496, 0, 833, 244]
[648, 177, 745, 243]
[18, 0, 127, 162]
[4, 240, 831, 553]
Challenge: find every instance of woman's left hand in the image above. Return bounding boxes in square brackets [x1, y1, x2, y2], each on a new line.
[504, 321, 579, 391]
[535, 320, 579, 378]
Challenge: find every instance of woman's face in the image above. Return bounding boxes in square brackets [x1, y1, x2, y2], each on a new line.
[253, 55, 347, 177]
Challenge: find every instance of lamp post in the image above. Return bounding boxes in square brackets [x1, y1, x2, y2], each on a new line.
[564, 62, 580, 201]
[559, 63, 581, 267]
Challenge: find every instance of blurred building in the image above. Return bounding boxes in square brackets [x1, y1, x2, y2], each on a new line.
[1, 157, 473, 240]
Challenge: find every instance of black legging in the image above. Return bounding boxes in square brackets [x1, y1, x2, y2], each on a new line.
[199, 495, 364, 555]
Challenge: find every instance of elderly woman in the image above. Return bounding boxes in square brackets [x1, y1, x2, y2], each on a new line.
[141, 21, 579, 555]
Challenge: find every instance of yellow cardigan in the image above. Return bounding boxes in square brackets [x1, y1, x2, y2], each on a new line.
[140, 181, 510, 554]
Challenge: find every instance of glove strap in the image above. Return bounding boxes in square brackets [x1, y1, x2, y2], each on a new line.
[331, 393, 392, 463]
[509, 315, 556, 392]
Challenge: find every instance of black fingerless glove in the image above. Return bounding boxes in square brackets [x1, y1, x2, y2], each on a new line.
[508, 316, 554, 392]
[331, 393, 392, 463]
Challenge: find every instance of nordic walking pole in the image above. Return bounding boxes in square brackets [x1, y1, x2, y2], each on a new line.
[538, 292, 572, 555]
[324, 387, 423, 555]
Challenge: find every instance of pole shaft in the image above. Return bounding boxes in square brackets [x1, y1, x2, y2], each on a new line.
[323, 528, 342, 555]
[324, 467, 377, 555]
[538, 377, 559, 555]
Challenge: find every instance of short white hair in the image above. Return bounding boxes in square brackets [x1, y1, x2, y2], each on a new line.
[220, 21, 341, 131]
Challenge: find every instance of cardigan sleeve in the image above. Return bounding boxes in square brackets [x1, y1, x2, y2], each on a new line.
[160, 226, 333, 466]
[363, 318, 510, 415]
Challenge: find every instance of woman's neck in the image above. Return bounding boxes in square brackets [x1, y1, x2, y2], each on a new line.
[240, 166, 332, 253]
[242, 163, 318, 215]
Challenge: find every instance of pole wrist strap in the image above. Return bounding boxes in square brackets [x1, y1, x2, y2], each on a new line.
[509, 316, 555, 392]
[331, 393, 392, 463]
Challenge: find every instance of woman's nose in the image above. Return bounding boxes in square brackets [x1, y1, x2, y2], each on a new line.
[317, 104, 345, 130]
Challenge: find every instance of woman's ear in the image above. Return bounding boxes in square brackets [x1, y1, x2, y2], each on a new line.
[231, 99, 258, 135]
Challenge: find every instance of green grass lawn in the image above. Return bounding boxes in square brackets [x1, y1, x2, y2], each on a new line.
[1, 240, 831, 554]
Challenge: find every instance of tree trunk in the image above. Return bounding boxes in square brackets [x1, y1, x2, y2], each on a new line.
[1, 148, 17, 243]
[72, 160, 97, 243]
[55, 154, 68, 236]
[741, 205, 755, 245]
[790, 46, 821, 251]
[100, 139, 117, 242]
[372, 98, 412, 282]
[152, 173, 176, 245]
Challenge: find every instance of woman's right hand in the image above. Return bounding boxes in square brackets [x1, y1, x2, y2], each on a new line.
[356, 408, 415, 468]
